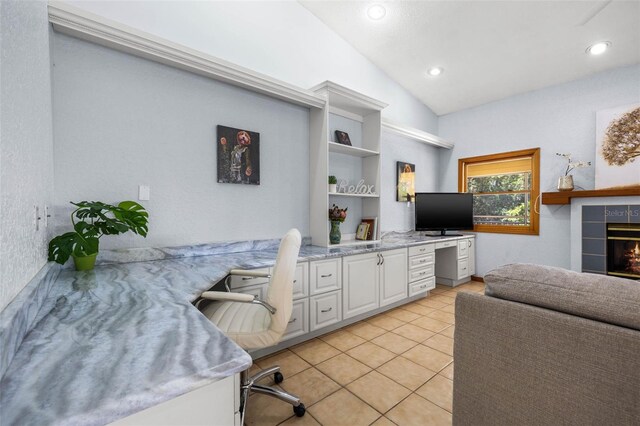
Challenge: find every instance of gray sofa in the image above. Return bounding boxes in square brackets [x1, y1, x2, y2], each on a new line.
[453, 264, 640, 425]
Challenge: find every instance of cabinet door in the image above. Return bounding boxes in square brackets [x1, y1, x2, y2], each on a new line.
[292, 263, 309, 300]
[468, 238, 476, 276]
[282, 299, 309, 341]
[380, 248, 408, 307]
[342, 252, 379, 319]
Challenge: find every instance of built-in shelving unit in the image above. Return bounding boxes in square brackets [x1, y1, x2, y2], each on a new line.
[541, 187, 640, 205]
[310, 81, 388, 247]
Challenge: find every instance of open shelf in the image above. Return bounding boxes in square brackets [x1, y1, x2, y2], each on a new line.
[541, 187, 640, 205]
[329, 192, 379, 198]
[328, 141, 379, 157]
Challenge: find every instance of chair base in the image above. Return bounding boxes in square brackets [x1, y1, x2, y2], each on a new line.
[239, 365, 305, 424]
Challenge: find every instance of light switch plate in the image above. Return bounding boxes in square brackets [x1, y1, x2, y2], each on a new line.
[138, 185, 150, 201]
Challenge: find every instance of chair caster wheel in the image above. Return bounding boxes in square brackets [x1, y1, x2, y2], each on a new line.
[274, 372, 284, 384]
[293, 403, 306, 417]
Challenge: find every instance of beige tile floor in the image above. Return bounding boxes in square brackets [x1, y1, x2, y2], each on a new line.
[245, 281, 485, 426]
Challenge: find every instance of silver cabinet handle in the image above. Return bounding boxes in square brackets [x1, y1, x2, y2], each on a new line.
[419, 259, 426, 263]
[376, 253, 381, 265]
[288, 318, 297, 324]
[420, 285, 427, 289]
[419, 248, 426, 252]
[321, 307, 333, 313]
[321, 273, 332, 278]
[242, 277, 255, 281]
[468, 240, 472, 247]
[381, 254, 384, 265]
[293, 280, 297, 283]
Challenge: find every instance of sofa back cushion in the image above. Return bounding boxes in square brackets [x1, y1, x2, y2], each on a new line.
[485, 264, 640, 331]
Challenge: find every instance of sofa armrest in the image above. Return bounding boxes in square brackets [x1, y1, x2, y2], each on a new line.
[453, 292, 640, 426]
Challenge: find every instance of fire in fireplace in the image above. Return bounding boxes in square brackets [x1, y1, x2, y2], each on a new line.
[607, 224, 640, 280]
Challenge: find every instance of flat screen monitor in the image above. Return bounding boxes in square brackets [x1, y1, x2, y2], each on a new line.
[415, 192, 473, 236]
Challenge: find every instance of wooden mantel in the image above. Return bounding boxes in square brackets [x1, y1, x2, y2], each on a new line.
[541, 187, 640, 205]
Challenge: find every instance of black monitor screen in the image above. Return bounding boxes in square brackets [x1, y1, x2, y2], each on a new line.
[415, 192, 473, 232]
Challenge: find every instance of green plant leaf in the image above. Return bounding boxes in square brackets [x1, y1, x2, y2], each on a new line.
[48, 228, 99, 265]
[48, 200, 149, 265]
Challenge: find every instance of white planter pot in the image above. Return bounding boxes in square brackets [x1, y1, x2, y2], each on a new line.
[329, 184, 337, 193]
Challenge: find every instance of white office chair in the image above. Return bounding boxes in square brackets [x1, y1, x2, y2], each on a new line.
[198, 229, 305, 422]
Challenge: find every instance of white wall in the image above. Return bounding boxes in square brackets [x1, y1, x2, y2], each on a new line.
[52, 34, 309, 248]
[62, 0, 438, 133]
[0, 1, 55, 311]
[438, 64, 640, 276]
[380, 132, 440, 232]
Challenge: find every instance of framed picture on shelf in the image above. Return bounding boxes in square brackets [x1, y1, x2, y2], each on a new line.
[396, 161, 415, 202]
[335, 130, 352, 146]
[356, 222, 370, 240]
[361, 217, 377, 240]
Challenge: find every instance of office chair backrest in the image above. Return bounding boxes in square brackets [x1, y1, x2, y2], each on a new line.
[265, 229, 301, 337]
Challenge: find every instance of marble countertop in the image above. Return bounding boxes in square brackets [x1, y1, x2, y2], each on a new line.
[0, 232, 472, 425]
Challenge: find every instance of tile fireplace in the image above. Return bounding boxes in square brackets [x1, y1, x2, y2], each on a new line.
[582, 204, 639, 279]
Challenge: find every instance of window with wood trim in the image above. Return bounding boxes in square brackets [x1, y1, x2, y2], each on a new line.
[458, 148, 540, 235]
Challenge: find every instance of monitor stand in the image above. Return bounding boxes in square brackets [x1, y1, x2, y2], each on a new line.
[424, 230, 463, 237]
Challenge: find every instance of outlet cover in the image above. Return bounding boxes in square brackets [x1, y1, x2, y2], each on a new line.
[138, 185, 150, 201]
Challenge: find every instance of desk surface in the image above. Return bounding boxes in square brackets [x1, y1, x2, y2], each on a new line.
[0, 232, 472, 425]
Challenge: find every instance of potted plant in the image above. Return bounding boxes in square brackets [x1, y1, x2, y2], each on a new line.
[555, 153, 591, 191]
[328, 204, 347, 244]
[328, 175, 338, 193]
[48, 201, 149, 271]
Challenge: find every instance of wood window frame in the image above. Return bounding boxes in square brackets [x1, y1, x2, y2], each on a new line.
[458, 148, 540, 235]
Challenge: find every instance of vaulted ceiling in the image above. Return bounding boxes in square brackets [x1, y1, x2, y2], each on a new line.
[300, 1, 640, 115]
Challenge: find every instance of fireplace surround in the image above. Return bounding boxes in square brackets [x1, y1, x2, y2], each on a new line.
[582, 204, 639, 278]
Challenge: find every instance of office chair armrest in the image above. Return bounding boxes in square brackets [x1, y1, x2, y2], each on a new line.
[201, 291, 255, 303]
[228, 269, 272, 278]
[200, 291, 278, 314]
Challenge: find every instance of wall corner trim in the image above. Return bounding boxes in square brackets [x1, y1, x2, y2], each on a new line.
[47, 1, 326, 109]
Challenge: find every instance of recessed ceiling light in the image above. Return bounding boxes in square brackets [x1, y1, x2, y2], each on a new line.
[586, 41, 611, 55]
[427, 67, 443, 77]
[367, 4, 386, 21]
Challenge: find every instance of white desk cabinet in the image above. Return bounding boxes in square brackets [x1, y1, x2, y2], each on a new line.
[380, 248, 409, 307]
[110, 374, 239, 425]
[342, 248, 408, 320]
[342, 252, 380, 319]
[435, 237, 476, 286]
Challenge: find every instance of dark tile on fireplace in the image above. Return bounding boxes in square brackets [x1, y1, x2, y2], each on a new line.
[582, 238, 605, 255]
[582, 254, 605, 273]
[582, 222, 605, 239]
[605, 206, 629, 223]
[630, 205, 640, 223]
[582, 205, 604, 222]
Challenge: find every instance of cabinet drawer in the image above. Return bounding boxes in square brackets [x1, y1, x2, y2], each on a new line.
[228, 268, 270, 290]
[435, 240, 457, 250]
[409, 253, 435, 270]
[234, 283, 267, 300]
[409, 277, 436, 297]
[458, 258, 469, 279]
[458, 240, 469, 258]
[310, 290, 341, 331]
[292, 263, 309, 300]
[310, 258, 341, 295]
[282, 299, 309, 341]
[409, 264, 435, 283]
[409, 244, 435, 257]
